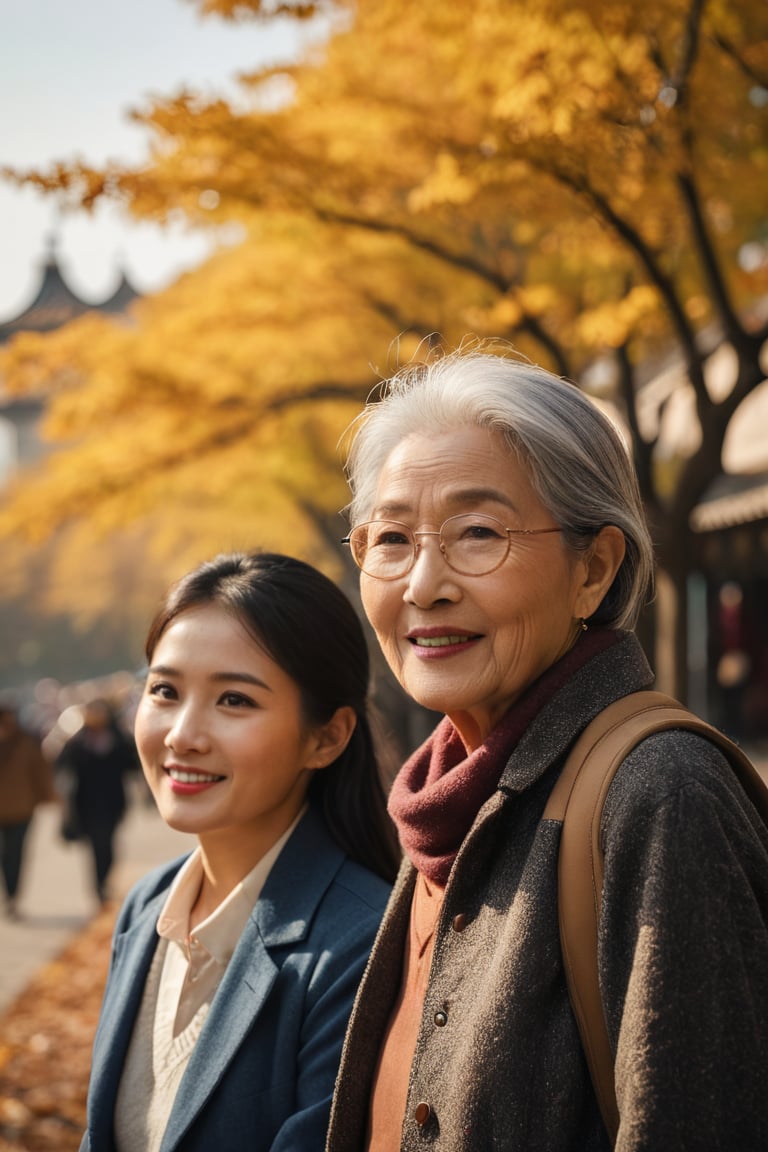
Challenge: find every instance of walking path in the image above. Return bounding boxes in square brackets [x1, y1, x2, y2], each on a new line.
[0, 793, 194, 1014]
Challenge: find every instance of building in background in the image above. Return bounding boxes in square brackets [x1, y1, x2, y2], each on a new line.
[0, 239, 141, 699]
[637, 341, 768, 743]
[0, 237, 138, 482]
[690, 470, 768, 743]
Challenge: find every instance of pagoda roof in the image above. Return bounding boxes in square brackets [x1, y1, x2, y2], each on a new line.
[0, 247, 140, 346]
[692, 470, 768, 532]
[100, 273, 141, 314]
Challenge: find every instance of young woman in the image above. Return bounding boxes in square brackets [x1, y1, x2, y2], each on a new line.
[79, 552, 399, 1152]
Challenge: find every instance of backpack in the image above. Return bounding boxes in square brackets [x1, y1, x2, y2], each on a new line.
[543, 690, 768, 1145]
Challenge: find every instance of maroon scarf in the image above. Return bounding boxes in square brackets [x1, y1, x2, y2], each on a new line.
[388, 629, 619, 884]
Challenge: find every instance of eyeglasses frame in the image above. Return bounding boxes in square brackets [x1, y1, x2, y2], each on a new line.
[341, 515, 563, 580]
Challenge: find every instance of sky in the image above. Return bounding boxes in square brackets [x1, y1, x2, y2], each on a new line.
[0, 0, 314, 322]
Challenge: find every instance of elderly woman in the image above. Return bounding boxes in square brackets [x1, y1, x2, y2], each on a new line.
[327, 349, 768, 1151]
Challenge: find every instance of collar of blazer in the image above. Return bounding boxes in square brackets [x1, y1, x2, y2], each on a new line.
[88, 806, 346, 1149]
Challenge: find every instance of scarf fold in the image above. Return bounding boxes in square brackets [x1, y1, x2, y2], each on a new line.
[388, 628, 618, 884]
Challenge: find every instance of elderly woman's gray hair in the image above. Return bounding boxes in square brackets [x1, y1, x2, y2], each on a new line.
[343, 349, 655, 630]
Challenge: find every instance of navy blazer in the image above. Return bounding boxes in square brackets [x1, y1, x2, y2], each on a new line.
[80, 806, 391, 1152]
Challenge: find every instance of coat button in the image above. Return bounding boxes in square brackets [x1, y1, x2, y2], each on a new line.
[434, 1010, 447, 1027]
[414, 1101, 431, 1126]
[452, 913, 467, 932]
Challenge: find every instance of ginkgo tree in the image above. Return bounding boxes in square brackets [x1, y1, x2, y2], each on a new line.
[1, 0, 766, 702]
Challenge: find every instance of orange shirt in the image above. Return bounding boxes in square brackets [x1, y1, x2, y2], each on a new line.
[366, 873, 445, 1151]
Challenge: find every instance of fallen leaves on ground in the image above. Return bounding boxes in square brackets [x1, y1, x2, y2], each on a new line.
[0, 907, 116, 1151]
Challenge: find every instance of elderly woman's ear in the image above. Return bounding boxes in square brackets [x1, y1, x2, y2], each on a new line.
[574, 525, 626, 622]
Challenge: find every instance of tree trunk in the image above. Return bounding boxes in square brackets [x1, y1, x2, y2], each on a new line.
[653, 544, 691, 704]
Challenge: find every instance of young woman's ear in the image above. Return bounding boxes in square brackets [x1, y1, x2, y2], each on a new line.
[306, 706, 357, 770]
[574, 525, 626, 620]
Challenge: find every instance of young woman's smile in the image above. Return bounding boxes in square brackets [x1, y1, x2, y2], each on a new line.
[164, 767, 225, 793]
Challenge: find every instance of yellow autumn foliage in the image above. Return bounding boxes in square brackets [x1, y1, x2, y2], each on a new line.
[0, 0, 765, 685]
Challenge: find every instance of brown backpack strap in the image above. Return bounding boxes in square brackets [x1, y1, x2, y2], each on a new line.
[543, 690, 767, 1145]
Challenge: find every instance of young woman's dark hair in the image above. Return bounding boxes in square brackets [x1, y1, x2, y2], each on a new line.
[145, 551, 401, 883]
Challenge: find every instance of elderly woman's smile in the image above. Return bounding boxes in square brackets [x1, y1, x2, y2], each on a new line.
[406, 628, 482, 651]
[359, 425, 608, 750]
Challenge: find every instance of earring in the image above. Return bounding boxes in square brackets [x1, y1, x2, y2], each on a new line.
[579, 618, 588, 632]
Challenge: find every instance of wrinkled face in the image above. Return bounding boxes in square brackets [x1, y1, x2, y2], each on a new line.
[134, 605, 320, 858]
[359, 426, 593, 749]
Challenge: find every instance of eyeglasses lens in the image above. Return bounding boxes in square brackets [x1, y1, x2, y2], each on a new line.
[350, 515, 510, 578]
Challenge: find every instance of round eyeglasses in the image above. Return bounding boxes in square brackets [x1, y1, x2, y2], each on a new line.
[341, 514, 562, 580]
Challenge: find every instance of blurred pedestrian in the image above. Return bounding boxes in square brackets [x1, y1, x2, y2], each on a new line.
[0, 700, 56, 919]
[55, 698, 139, 905]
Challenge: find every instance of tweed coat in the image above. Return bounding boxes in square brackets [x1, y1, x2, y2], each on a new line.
[80, 806, 391, 1152]
[327, 632, 768, 1152]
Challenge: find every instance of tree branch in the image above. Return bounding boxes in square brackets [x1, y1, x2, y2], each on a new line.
[544, 163, 709, 403]
[669, 0, 705, 101]
[314, 206, 513, 294]
[518, 314, 572, 378]
[676, 170, 744, 343]
[614, 344, 656, 494]
[712, 34, 768, 87]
